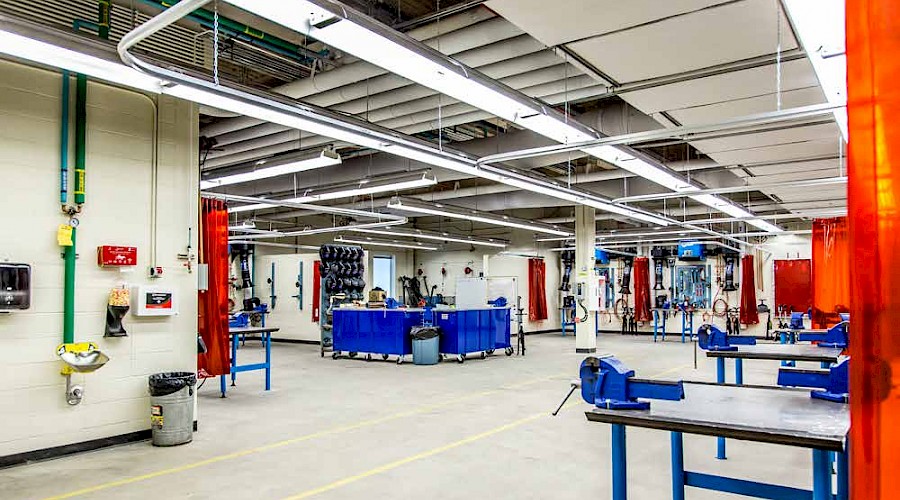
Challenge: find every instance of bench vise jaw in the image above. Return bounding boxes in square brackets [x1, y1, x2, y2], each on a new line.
[579, 356, 684, 410]
[797, 321, 848, 348]
[697, 324, 757, 351]
[777, 358, 849, 403]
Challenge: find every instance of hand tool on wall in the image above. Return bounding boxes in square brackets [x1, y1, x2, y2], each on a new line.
[291, 261, 303, 310]
[267, 262, 277, 310]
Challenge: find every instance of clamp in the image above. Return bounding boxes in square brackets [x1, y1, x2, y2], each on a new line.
[697, 324, 756, 351]
[777, 358, 849, 403]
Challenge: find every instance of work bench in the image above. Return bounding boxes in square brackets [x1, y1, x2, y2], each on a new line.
[220, 326, 279, 397]
[585, 381, 849, 500]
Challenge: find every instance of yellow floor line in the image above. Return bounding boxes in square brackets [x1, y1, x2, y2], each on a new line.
[280, 362, 693, 499]
[41, 373, 565, 500]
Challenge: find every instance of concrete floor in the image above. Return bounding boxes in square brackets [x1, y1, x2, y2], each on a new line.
[1, 334, 818, 499]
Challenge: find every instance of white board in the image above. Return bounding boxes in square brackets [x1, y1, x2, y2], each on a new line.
[487, 276, 517, 305]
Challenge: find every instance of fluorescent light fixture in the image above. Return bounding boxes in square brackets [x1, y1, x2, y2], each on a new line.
[201, 150, 341, 189]
[689, 194, 783, 233]
[227, 170, 437, 213]
[582, 146, 699, 193]
[0, 30, 162, 92]
[387, 197, 572, 236]
[782, 0, 848, 139]
[352, 227, 508, 248]
[228, 221, 256, 231]
[335, 235, 438, 251]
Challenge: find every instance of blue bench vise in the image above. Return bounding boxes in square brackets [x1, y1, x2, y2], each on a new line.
[579, 356, 684, 410]
[697, 324, 757, 351]
[777, 358, 849, 403]
[796, 321, 848, 348]
[789, 311, 806, 330]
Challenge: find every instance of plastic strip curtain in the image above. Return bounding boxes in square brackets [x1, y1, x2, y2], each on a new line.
[198, 198, 230, 377]
[739, 254, 759, 324]
[528, 258, 548, 321]
[811, 218, 850, 327]
[774, 260, 812, 312]
[848, 1, 900, 496]
[632, 257, 651, 322]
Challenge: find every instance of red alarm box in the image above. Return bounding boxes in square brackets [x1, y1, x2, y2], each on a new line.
[98, 246, 138, 267]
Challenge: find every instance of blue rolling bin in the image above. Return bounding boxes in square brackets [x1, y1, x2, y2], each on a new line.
[435, 307, 512, 363]
[332, 308, 421, 363]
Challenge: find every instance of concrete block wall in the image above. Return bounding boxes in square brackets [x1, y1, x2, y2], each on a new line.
[0, 60, 199, 457]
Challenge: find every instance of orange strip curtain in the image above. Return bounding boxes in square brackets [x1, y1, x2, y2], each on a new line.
[198, 198, 231, 377]
[528, 258, 548, 321]
[632, 257, 651, 322]
[847, 1, 900, 497]
[811, 218, 850, 327]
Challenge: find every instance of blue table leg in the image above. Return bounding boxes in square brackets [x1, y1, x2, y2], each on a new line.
[812, 449, 832, 500]
[653, 311, 659, 342]
[612, 424, 627, 500]
[716, 357, 727, 460]
[670, 431, 685, 500]
[735, 358, 743, 386]
[837, 448, 849, 500]
[230, 334, 238, 386]
[265, 331, 272, 391]
[219, 374, 226, 397]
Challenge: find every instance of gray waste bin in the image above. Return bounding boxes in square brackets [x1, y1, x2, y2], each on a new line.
[148, 372, 196, 446]
[411, 326, 441, 365]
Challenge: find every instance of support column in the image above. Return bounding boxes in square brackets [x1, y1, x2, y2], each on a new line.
[575, 205, 597, 353]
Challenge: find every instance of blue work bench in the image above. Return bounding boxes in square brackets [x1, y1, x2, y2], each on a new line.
[585, 381, 849, 500]
[220, 326, 279, 397]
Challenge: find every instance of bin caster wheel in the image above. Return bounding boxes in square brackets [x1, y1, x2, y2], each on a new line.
[397, 357, 404, 365]
[382, 354, 390, 361]
[457, 354, 465, 363]
[505, 347, 514, 356]
[366, 354, 372, 362]
[480, 352, 486, 360]
[332, 352, 339, 360]
[320, 349, 325, 358]
[486, 349, 495, 355]
[349, 352, 357, 358]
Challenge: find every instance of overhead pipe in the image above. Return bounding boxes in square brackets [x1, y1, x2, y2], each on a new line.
[200, 9, 514, 136]
[613, 176, 848, 203]
[206, 70, 595, 160]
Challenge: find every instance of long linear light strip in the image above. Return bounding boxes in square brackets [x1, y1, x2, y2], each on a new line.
[335, 235, 438, 251]
[0, 10, 670, 228]
[201, 150, 341, 190]
[782, 0, 848, 140]
[227, 0, 779, 228]
[387, 197, 571, 237]
[352, 227, 508, 248]
[227, 170, 437, 214]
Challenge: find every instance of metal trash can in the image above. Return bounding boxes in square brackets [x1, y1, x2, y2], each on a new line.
[411, 326, 441, 365]
[148, 372, 196, 447]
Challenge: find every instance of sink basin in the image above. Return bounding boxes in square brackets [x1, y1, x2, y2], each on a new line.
[57, 342, 109, 373]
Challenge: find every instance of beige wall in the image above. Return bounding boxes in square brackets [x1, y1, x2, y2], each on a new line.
[0, 60, 198, 456]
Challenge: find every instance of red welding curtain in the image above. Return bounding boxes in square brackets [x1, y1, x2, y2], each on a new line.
[632, 257, 651, 322]
[198, 198, 230, 377]
[739, 255, 759, 325]
[528, 258, 548, 321]
[847, 2, 900, 496]
[774, 260, 812, 312]
[811, 218, 850, 328]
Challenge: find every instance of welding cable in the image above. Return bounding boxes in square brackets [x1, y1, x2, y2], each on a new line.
[614, 297, 627, 319]
[712, 297, 729, 317]
[599, 310, 612, 324]
[576, 300, 589, 323]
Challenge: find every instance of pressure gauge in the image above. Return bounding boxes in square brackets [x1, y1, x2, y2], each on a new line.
[69, 217, 80, 228]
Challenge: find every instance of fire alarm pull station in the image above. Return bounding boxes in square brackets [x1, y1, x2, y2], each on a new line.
[133, 286, 178, 316]
[97, 246, 137, 267]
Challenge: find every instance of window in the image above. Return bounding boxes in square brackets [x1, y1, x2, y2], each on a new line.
[372, 255, 395, 298]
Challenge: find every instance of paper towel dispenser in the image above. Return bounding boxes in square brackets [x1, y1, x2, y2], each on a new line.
[0, 263, 31, 310]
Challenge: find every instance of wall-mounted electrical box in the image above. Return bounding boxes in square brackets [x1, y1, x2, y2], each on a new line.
[0, 263, 31, 310]
[677, 241, 706, 261]
[576, 271, 602, 312]
[132, 285, 178, 316]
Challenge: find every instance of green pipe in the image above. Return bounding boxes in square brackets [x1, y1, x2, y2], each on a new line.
[60, 71, 69, 205]
[63, 228, 76, 345]
[74, 74, 86, 205]
[98, 0, 110, 39]
[146, 0, 326, 62]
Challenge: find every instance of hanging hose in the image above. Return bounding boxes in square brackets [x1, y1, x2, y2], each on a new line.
[613, 297, 627, 319]
[712, 297, 729, 317]
[577, 299, 589, 323]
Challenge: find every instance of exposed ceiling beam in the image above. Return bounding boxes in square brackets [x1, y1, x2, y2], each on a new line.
[613, 176, 847, 203]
